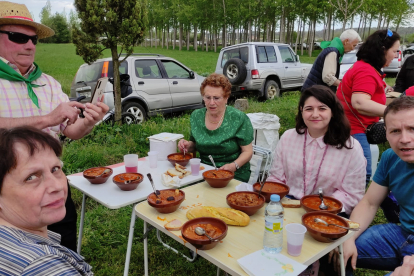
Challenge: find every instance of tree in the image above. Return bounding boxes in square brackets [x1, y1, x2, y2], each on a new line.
[72, 0, 148, 123]
[328, 0, 364, 32]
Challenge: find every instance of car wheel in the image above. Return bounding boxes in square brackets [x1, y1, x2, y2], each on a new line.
[121, 112, 137, 125]
[223, 58, 247, 85]
[123, 102, 146, 124]
[263, 80, 280, 100]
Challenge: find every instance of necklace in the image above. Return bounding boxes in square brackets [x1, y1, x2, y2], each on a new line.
[302, 130, 329, 195]
[207, 107, 226, 130]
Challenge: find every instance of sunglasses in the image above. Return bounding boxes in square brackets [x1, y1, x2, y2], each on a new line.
[0, 30, 38, 45]
[383, 29, 393, 41]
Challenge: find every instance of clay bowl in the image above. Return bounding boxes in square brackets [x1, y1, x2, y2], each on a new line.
[226, 191, 265, 216]
[167, 153, 192, 167]
[112, 173, 144, 191]
[147, 189, 185, 214]
[83, 167, 113, 184]
[181, 217, 228, 250]
[302, 211, 349, 243]
[253, 181, 290, 203]
[203, 169, 234, 188]
[300, 195, 343, 214]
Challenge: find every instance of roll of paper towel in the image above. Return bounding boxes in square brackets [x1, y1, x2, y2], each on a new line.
[150, 139, 177, 161]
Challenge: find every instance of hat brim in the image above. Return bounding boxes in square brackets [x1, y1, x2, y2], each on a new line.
[0, 18, 54, 39]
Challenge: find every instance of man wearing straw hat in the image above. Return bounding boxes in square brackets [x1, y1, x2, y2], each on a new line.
[0, 1, 109, 251]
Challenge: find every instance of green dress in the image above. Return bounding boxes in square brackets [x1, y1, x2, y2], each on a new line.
[189, 106, 254, 182]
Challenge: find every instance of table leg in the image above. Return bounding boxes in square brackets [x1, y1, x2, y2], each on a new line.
[217, 267, 220, 276]
[77, 193, 87, 254]
[156, 230, 197, 262]
[144, 221, 148, 276]
[123, 208, 137, 276]
[339, 244, 345, 276]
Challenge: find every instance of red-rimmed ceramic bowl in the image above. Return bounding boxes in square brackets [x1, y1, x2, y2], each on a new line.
[300, 195, 343, 214]
[203, 169, 234, 188]
[147, 189, 185, 213]
[252, 182, 290, 203]
[302, 211, 349, 242]
[226, 191, 265, 216]
[181, 217, 228, 250]
[112, 173, 144, 191]
[167, 153, 192, 167]
[83, 167, 113, 184]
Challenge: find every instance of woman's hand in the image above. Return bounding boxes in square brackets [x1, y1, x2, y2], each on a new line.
[220, 163, 237, 172]
[391, 255, 414, 276]
[178, 139, 195, 153]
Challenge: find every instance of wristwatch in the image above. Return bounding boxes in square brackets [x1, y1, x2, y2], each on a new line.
[233, 161, 240, 170]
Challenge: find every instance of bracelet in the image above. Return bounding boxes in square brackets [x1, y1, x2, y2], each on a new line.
[233, 161, 240, 170]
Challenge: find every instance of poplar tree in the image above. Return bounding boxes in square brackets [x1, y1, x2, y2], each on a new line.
[72, 0, 148, 123]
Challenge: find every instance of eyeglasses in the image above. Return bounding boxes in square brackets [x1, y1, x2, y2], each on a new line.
[0, 30, 38, 45]
[203, 96, 223, 102]
[383, 29, 393, 41]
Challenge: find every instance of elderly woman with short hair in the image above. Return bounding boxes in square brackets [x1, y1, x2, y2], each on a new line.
[178, 73, 254, 182]
[0, 127, 93, 275]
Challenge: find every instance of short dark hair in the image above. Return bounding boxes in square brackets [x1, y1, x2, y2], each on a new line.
[384, 96, 414, 125]
[296, 85, 352, 149]
[0, 127, 62, 193]
[357, 30, 400, 71]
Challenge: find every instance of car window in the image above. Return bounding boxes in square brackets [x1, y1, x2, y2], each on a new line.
[255, 46, 278, 63]
[341, 52, 357, 64]
[221, 47, 248, 67]
[75, 62, 102, 83]
[135, 60, 162, 79]
[161, 60, 190, 78]
[266, 46, 277, 62]
[278, 46, 295, 63]
[108, 61, 128, 78]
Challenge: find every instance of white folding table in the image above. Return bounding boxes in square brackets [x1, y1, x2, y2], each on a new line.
[67, 158, 213, 276]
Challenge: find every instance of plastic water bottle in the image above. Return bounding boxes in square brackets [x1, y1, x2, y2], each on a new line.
[263, 194, 284, 253]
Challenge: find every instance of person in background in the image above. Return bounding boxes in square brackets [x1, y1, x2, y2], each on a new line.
[0, 127, 93, 275]
[392, 256, 414, 276]
[301, 29, 361, 93]
[394, 54, 414, 93]
[178, 73, 253, 182]
[0, 1, 109, 251]
[343, 97, 414, 276]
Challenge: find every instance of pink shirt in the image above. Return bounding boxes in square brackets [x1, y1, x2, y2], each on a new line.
[267, 129, 366, 214]
[0, 57, 69, 140]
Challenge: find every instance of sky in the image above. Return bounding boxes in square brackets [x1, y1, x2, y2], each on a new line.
[22, 0, 75, 22]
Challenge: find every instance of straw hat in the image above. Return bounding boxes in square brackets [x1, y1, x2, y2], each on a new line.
[0, 1, 54, 39]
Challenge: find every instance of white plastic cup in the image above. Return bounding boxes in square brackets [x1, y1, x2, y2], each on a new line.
[148, 151, 158, 168]
[190, 158, 201, 176]
[124, 154, 138, 173]
[285, 223, 307, 256]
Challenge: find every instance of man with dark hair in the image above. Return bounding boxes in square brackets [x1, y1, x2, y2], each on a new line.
[0, 1, 109, 251]
[343, 96, 414, 275]
[301, 29, 361, 93]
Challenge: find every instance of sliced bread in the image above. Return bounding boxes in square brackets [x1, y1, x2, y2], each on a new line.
[164, 219, 183, 231]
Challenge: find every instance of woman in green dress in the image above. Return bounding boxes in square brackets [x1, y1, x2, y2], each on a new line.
[178, 73, 254, 182]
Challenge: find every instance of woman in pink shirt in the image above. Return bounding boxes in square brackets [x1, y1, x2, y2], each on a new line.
[267, 85, 366, 216]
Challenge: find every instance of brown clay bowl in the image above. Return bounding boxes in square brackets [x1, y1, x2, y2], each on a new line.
[112, 173, 144, 191]
[83, 167, 113, 184]
[147, 189, 185, 213]
[300, 195, 343, 214]
[203, 169, 234, 188]
[181, 217, 228, 250]
[253, 182, 290, 203]
[226, 191, 265, 216]
[302, 211, 349, 243]
[167, 153, 192, 167]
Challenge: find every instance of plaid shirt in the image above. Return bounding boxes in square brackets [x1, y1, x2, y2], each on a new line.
[0, 57, 69, 140]
[267, 129, 366, 214]
[0, 226, 93, 276]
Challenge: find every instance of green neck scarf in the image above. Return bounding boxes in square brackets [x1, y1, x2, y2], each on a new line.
[0, 59, 44, 108]
[320, 37, 345, 62]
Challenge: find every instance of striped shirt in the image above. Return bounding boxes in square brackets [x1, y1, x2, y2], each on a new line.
[0, 57, 69, 140]
[0, 226, 93, 275]
[267, 129, 366, 214]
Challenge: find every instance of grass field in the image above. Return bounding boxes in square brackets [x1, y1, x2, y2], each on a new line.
[34, 43, 397, 276]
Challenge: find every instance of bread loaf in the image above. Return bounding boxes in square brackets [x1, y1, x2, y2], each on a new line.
[281, 197, 301, 208]
[343, 218, 360, 229]
[186, 206, 250, 226]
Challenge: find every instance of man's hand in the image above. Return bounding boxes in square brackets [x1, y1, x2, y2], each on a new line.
[45, 101, 85, 126]
[392, 255, 414, 276]
[82, 101, 109, 127]
[343, 239, 358, 271]
[328, 247, 341, 275]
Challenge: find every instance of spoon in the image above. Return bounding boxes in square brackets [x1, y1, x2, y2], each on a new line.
[147, 173, 160, 198]
[318, 188, 328, 210]
[97, 168, 111, 177]
[195, 227, 220, 242]
[208, 155, 218, 171]
[257, 178, 265, 199]
[314, 218, 360, 231]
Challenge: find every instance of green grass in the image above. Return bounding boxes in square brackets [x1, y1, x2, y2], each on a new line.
[34, 43, 395, 276]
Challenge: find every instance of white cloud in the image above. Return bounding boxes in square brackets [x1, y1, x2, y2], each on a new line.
[21, 0, 75, 22]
